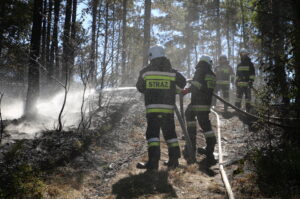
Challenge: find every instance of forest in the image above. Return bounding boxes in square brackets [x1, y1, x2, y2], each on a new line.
[0, 0, 300, 198]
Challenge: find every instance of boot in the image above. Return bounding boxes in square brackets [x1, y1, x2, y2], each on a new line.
[183, 148, 196, 164]
[137, 146, 160, 171]
[165, 146, 180, 169]
[163, 158, 179, 169]
[205, 137, 217, 166]
[136, 160, 159, 170]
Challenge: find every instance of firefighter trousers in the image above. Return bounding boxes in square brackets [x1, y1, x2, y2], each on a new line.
[212, 84, 230, 111]
[184, 105, 216, 159]
[146, 113, 180, 164]
[235, 86, 252, 112]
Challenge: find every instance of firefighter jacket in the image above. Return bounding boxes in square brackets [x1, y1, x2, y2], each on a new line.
[136, 57, 186, 114]
[236, 56, 255, 87]
[189, 61, 216, 110]
[214, 62, 234, 86]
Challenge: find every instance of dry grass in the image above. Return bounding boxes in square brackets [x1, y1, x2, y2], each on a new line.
[185, 163, 198, 174]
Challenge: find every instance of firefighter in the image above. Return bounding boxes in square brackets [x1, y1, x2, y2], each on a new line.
[213, 55, 234, 112]
[181, 55, 217, 165]
[235, 49, 255, 112]
[136, 45, 186, 170]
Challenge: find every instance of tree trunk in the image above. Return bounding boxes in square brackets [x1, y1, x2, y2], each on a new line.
[70, 0, 77, 66]
[50, 0, 60, 80]
[142, 0, 151, 67]
[62, 0, 72, 82]
[272, 0, 289, 106]
[25, 0, 43, 118]
[100, 2, 109, 89]
[46, 0, 53, 81]
[215, 0, 221, 58]
[41, 0, 47, 67]
[293, 0, 300, 117]
[121, 0, 128, 85]
[239, 0, 246, 48]
[90, 0, 99, 87]
[0, 1, 6, 57]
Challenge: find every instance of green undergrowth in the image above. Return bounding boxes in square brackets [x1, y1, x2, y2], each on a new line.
[253, 144, 300, 198]
[0, 164, 45, 199]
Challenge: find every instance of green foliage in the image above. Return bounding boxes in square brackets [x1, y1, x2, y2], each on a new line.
[254, 144, 300, 198]
[0, 165, 45, 199]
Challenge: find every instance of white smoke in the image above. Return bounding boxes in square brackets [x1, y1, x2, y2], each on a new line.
[2, 88, 96, 140]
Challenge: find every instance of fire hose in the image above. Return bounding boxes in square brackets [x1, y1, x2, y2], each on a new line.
[212, 92, 297, 129]
[176, 94, 235, 198]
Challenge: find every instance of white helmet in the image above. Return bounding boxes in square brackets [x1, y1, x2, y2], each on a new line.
[219, 55, 227, 60]
[149, 45, 165, 60]
[240, 48, 249, 56]
[199, 55, 212, 66]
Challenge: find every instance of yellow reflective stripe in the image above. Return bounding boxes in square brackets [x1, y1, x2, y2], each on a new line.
[250, 75, 255, 80]
[146, 109, 174, 113]
[222, 68, 229, 73]
[148, 142, 160, 147]
[190, 80, 202, 89]
[143, 71, 176, 77]
[204, 131, 215, 138]
[205, 75, 215, 81]
[237, 82, 249, 87]
[146, 80, 170, 89]
[146, 104, 174, 109]
[238, 66, 250, 71]
[187, 121, 197, 127]
[216, 80, 230, 85]
[191, 105, 210, 111]
[144, 75, 175, 81]
[168, 142, 179, 147]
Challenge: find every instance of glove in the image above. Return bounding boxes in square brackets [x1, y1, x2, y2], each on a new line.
[181, 88, 190, 96]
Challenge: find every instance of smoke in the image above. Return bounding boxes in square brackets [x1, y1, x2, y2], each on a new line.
[2, 88, 96, 140]
[1, 86, 138, 141]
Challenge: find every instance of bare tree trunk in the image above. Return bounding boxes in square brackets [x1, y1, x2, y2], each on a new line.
[50, 0, 60, 80]
[292, 0, 300, 117]
[110, 2, 116, 85]
[46, 0, 53, 82]
[100, 2, 109, 89]
[25, 0, 43, 118]
[70, 0, 77, 66]
[142, 0, 151, 67]
[215, 0, 221, 58]
[272, 0, 289, 106]
[121, 0, 128, 84]
[0, 1, 6, 57]
[239, 0, 246, 48]
[62, 0, 72, 82]
[90, 0, 99, 87]
[41, 0, 47, 67]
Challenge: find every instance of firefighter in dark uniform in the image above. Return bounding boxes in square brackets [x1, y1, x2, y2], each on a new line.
[235, 49, 255, 112]
[136, 45, 186, 170]
[181, 55, 217, 165]
[213, 55, 234, 112]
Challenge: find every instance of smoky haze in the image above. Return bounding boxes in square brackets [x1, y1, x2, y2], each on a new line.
[2, 87, 96, 141]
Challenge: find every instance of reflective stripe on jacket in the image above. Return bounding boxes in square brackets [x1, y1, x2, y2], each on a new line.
[136, 57, 186, 114]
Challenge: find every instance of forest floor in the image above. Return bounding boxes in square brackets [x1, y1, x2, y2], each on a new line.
[1, 91, 268, 199]
[40, 96, 265, 199]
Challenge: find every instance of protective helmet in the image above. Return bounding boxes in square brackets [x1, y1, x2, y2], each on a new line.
[199, 55, 213, 66]
[239, 48, 249, 56]
[149, 45, 165, 60]
[219, 55, 227, 62]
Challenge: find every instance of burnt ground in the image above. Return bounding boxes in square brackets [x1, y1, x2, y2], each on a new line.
[41, 97, 266, 199]
[0, 91, 268, 199]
